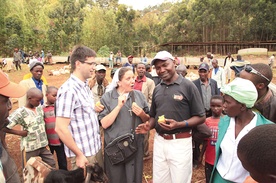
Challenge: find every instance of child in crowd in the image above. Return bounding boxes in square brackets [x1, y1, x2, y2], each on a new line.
[4, 88, 56, 168]
[199, 95, 224, 183]
[43, 86, 67, 170]
[237, 124, 276, 183]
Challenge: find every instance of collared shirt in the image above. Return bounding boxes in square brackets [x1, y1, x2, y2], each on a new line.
[98, 89, 149, 144]
[211, 67, 226, 89]
[43, 104, 61, 146]
[91, 82, 106, 104]
[56, 74, 101, 157]
[216, 113, 257, 182]
[134, 75, 147, 91]
[7, 106, 48, 152]
[200, 79, 211, 110]
[150, 76, 205, 134]
[32, 77, 44, 104]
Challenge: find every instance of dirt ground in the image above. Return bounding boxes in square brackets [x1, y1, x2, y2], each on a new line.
[3, 55, 276, 183]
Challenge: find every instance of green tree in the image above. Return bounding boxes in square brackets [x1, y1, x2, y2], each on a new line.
[47, 0, 85, 53]
[97, 45, 111, 57]
[115, 5, 136, 55]
[81, 6, 118, 52]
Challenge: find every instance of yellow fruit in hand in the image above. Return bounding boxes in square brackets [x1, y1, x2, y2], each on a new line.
[158, 115, 166, 123]
[132, 102, 137, 107]
[96, 101, 101, 107]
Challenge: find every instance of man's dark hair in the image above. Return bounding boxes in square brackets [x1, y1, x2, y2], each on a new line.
[250, 63, 272, 86]
[145, 64, 151, 72]
[70, 45, 96, 73]
[136, 62, 145, 67]
[237, 124, 276, 175]
[236, 54, 242, 60]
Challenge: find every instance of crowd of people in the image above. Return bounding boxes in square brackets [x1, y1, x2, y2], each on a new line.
[1, 48, 54, 73]
[0, 46, 275, 183]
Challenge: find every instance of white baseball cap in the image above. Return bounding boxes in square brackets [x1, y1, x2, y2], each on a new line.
[96, 64, 106, 71]
[151, 51, 174, 65]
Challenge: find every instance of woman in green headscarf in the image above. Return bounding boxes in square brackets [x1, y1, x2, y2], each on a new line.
[210, 77, 273, 183]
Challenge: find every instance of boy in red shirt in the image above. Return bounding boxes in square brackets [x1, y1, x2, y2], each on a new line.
[43, 86, 67, 170]
[199, 95, 224, 183]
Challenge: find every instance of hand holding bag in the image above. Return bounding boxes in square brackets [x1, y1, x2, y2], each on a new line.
[105, 92, 138, 165]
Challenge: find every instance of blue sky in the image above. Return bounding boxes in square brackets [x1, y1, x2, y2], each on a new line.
[118, 0, 177, 10]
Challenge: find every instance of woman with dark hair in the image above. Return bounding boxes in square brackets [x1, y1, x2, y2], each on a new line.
[99, 67, 149, 183]
[210, 77, 273, 183]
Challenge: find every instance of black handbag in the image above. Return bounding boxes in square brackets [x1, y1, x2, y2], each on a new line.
[104, 92, 138, 165]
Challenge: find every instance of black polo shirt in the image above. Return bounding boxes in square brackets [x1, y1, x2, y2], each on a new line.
[149, 75, 205, 134]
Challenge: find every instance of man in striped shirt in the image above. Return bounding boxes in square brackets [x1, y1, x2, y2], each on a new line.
[55, 45, 104, 170]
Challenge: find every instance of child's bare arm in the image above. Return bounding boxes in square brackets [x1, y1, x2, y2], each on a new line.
[3, 127, 28, 137]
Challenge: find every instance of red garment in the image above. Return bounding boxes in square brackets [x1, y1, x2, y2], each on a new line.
[43, 104, 61, 145]
[133, 75, 146, 91]
[205, 117, 219, 165]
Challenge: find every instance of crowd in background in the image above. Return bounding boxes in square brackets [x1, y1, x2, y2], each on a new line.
[0, 46, 275, 183]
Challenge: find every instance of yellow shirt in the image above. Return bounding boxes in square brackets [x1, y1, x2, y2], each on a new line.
[23, 73, 48, 85]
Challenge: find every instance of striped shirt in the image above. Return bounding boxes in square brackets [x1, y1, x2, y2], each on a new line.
[43, 104, 61, 146]
[56, 74, 101, 157]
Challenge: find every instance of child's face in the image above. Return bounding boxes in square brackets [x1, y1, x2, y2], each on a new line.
[210, 99, 223, 117]
[46, 89, 57, 104]
[29, 95, 43, 108]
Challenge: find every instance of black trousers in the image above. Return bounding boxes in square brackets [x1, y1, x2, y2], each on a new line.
[205, 162, 214, 183]
[193, 109, 212, 167]
[49, 144, 67, 170]
[14, 61, 21, 70]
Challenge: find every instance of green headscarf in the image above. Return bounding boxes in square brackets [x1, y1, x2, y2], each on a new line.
[220, 77, 257, 108]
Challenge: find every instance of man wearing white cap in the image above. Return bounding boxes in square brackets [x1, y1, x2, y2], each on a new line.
[136, 51, 206, 183]
[88, 64, 109, 104]
[0, 70, 26, 183]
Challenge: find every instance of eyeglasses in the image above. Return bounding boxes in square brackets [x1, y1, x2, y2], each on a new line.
[244, 65, 270, 82]
[80, 61, 96, 66]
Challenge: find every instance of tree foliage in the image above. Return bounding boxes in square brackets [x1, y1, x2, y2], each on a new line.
[1, 0, 275, 56]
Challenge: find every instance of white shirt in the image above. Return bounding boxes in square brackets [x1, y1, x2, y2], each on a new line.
[216, 113, 257, 183]
[211, 67, 226, 89]
[269, 55, 275, 63]
[225, 57, 232, 68]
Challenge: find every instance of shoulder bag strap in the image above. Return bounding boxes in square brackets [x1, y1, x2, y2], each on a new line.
[130, 91, 137, 182]
[131, 91, 136, 131]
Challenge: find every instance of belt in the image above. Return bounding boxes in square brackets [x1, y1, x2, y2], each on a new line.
[158, 131, 192, 140]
